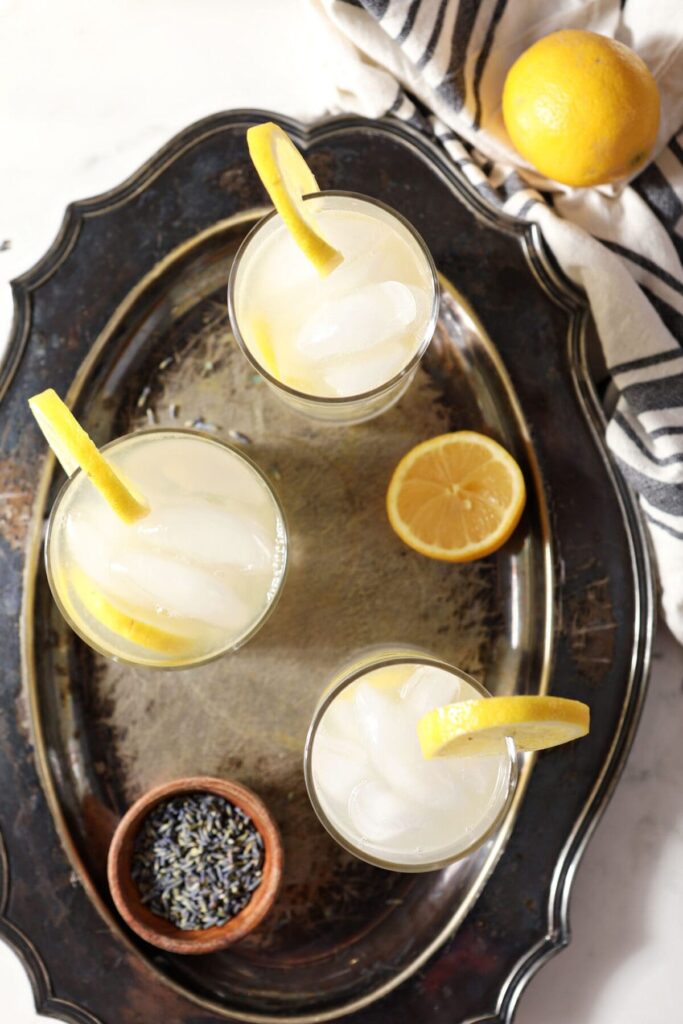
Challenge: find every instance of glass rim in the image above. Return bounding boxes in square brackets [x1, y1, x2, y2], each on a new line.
[44, 426, 289, 671]
[303, 652, 519, 873]
[227, 190, 441, 406]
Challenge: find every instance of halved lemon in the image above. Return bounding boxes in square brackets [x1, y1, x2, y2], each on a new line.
[67, 566, 196, 656]
[386, 431, 526, 562]
[247, 122, 343, 276]
[418, 695, 590, 758]
[29, 389, 148, 524]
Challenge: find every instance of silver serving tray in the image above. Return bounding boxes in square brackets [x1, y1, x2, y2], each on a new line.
[0, 111, 653, 1024]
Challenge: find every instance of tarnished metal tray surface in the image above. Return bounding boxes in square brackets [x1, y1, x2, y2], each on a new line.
[0, 111, 653, 1024]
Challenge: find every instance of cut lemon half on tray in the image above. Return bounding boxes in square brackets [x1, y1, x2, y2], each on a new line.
[247, 122, 343, 276]
[386, 431, 526, 562]
[67, 567, 195, 656]
[29, 388, 148, 525]
[418, 696, 590, 759]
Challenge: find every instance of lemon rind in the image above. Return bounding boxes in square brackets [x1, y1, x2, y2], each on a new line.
[418, 696, 590, 758]
[247, 122, 343, 277]
[29, 389, 149, 525]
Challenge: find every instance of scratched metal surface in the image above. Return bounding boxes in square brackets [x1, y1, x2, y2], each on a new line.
[0, 112, 653, 1024]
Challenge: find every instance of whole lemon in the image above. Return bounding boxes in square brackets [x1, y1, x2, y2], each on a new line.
[502, 30, 660, 187]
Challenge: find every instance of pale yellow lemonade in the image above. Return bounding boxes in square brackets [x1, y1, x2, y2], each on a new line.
[46, 430, 287, 667]
[230, 194, 438, 421]
[306, 655, 516, 871]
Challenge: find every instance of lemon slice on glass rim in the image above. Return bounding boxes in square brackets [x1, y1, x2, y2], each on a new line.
[418, 695, 590, 759]
[247, 121, 343, 277]
[29, 388, 148, 524]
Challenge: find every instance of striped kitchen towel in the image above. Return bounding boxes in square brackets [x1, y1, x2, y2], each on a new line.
[310, 0, 683, 644]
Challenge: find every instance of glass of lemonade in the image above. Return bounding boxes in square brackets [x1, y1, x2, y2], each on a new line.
[304, 649, 518, 872]
[228, 192, 440, 425]
[45, 429, 288, 668]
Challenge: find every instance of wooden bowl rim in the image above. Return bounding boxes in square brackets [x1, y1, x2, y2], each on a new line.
[107, 775, 283, 954]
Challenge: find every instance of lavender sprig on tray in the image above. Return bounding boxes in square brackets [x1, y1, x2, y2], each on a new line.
[131, 793, 264, 931]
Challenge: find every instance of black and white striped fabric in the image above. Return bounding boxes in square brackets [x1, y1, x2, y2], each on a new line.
[311, 0, 683, 643]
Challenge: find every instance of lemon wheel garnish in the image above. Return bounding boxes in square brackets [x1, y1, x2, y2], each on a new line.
[29, 389, 148, 524]
[418, 696, 590, 759]
[247, 122, 343, 277]
[386, 431, 526, 562]
[68, 567, 195, 656]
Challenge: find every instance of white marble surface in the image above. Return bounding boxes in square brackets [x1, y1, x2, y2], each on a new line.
[1, 2, 681, 1021]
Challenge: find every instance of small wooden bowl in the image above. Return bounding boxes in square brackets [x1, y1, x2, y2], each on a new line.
[107, 776, 283, 954]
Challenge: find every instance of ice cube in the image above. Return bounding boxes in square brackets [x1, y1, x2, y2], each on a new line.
[67, 511, 132, 604]
[321, 341, 408, 397]
[379, 738, 465, 812]
[67, 505, 258, 634]
[323, 232, 398, 298]
[323, 213, 430, 300]
[108, 547, 252, 632]
[400, 666, 462, 719]
[155, 443, 271, 510]
[351, 679, 477, 813]
[135, 500, 274, 571]
[313, 729, 369, 805]
[296, 281, 417, 361]
[348, 779, 427, 843]
[353, 681, 396, 749]
[322, 694, 362, 741]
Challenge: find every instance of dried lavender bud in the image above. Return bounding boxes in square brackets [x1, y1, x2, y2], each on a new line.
[131, 793, 264, 931]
